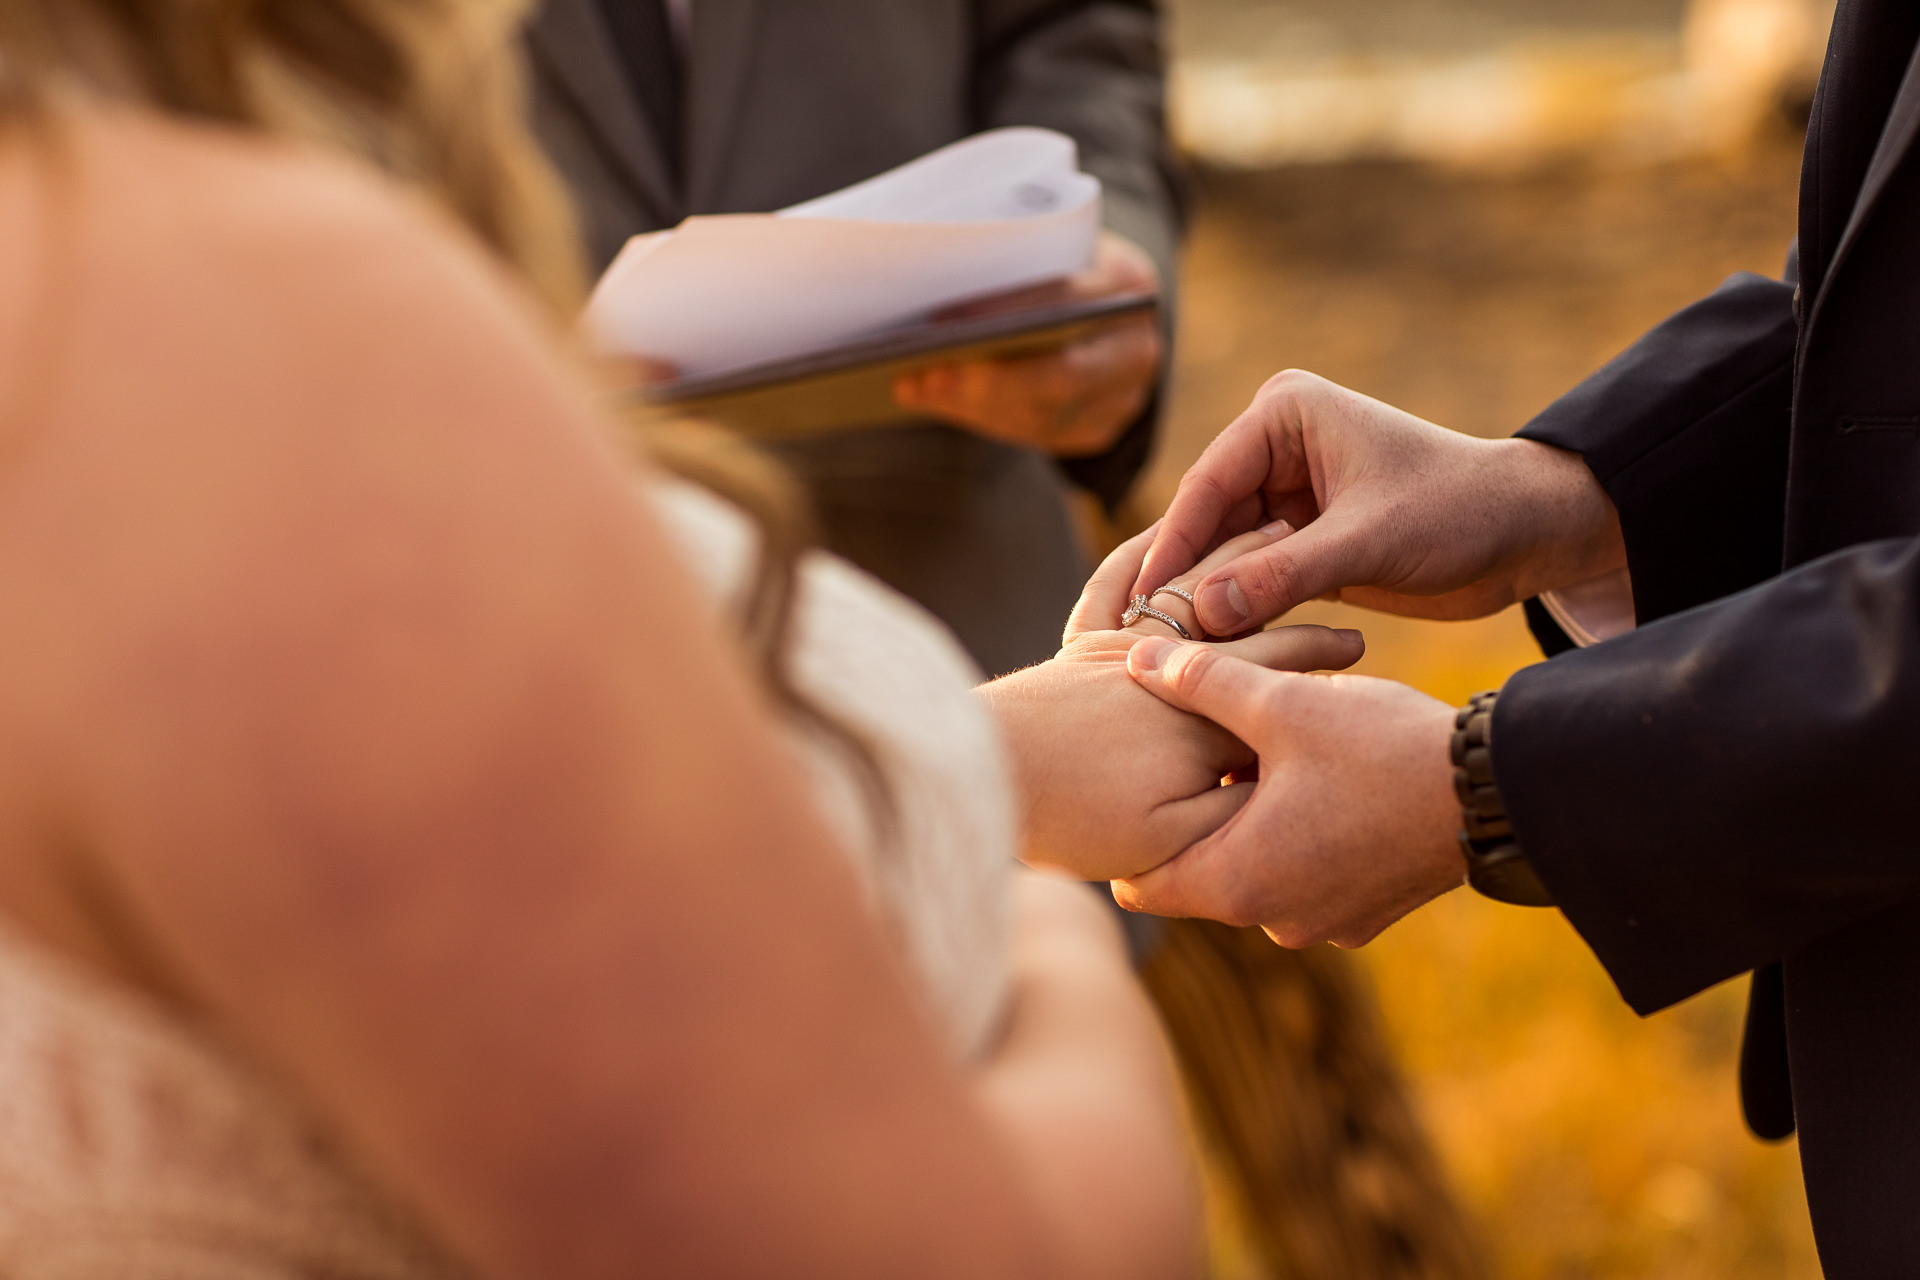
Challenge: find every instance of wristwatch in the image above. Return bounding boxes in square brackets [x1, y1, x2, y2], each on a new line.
[1451, 691, 1555, 907]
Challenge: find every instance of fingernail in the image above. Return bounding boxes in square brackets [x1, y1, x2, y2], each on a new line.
[1198, 577, 1249, 631]
[1260, 518, 1294, 537]
[1129, 636, 1174, 674]
[1336, 628, 1363, 644]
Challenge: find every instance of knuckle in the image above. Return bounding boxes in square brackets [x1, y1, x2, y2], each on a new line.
[1216, 905, 1258, 931]
[1249, 672, 1298, 723]
[1256, 368, 1322, 404]
[1215, 881, 1267, 931]
[1199, 411, 1263, 460]
[1163, 642, 1220, 693]
[1109, 878, 1154, 914]
[1326, 911, 1387, 949]
[1185, 463, 1239, 514]
[1262, 921, 1318, 949]
[1243, 548, 1304, 611]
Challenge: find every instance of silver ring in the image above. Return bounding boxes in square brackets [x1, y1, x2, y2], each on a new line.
[1150, 585, 1195, 607]
[1122, 594, 1192, 640]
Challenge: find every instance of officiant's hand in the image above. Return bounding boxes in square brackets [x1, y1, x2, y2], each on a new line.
[1131, 371, 1625, 635]
[892, 231, 1162, 457]
[978, 526, 1363, 882]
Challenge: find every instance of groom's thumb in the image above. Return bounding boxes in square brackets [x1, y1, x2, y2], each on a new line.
[1193, 508, 1368, 635]
[1127, 638, 1293, 744]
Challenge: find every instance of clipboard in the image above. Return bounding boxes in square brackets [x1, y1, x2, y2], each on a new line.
[635, 291, 1157, 437]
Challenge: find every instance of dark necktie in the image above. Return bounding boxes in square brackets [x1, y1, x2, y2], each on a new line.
[598, 0, 685, 186]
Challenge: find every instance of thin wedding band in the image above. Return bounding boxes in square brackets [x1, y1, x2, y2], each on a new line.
[1131, 605, 1192, 639]
[1122, 594, 1192, 640]
[1149, 585, 1201, 637]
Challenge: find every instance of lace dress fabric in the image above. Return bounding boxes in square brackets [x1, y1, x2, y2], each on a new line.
[0, 482, 1015, 1273]
[649, 481, 1014, 1059]
[0, 920, 473, 1280]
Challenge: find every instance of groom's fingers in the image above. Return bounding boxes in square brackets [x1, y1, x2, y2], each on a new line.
[1126, 638, 1304, 750]
[1188, 523, 1290, 580]
[1133, 417, 1280, 595]
[1131, 783, 1253, 881]
[1190, 504, 1374, 635]
[1110, 826, 1241, 923]
[1115, 525, 1307, 647]
[1216, 624, 1364, 673]
[1133, 372, 1331, 596]
[1064, 521, 1160, 641]
[1148, 523, 1299, 638]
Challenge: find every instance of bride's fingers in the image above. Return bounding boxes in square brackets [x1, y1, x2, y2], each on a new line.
[1097, 520, 1300, 645]
[1120, 587, 1199, 640]
[1065, 521, 1161, 642]
[1116, 783, 1255, 886]
[1146, 522, 1297, 639]
[1214, 623, 1365, 672]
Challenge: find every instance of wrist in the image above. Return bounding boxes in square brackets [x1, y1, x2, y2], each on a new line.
[1499, 438, 1626, 600]
[1353, 687, 1474, 941]
[975, 679, 1044, 828]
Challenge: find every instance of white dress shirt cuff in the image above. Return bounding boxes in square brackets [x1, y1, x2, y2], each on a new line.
[1538, 567, 1636, 648]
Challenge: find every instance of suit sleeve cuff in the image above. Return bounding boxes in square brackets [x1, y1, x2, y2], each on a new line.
[1538, 568, 1637, 647]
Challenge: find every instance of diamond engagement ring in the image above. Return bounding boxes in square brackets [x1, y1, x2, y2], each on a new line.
[1122, 594, 1192, 640]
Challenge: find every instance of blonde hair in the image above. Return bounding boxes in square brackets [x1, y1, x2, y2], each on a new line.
[0, 0, 887, 824]
[0, 0, 583, 315]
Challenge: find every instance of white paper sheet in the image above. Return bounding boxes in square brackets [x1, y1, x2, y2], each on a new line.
[583, 128, 1103, 377]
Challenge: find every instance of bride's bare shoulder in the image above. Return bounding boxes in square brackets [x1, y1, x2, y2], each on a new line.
[3, 104, 560, 420]
[58, 104, 501, 293]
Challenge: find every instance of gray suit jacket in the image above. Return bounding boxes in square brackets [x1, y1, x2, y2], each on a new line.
[524, 0, 1182, 675]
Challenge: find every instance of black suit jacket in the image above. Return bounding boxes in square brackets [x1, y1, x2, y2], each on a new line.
[524, 0, 1184, 675]
[1495, 1, 1920, 1271]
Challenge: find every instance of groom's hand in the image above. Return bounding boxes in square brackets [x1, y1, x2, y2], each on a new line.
[1117, 637, 1466, 949]
[1132, 371, 1626, 636]
[979, 625, 1363, 882]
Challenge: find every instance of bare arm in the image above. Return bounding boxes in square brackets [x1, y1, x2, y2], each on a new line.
[0, 115, 1194, 1280]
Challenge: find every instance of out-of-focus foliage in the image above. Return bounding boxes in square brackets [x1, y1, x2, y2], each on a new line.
[1368, 890, 1818, 1279]
[1166, 0, 1834, 167]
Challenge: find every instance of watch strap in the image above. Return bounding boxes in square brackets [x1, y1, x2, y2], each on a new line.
[1452, 691, 1555, 907]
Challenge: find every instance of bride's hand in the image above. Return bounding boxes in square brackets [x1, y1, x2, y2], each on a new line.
[1064, 519, 1303, 643]
[979, 528, 1363, 881]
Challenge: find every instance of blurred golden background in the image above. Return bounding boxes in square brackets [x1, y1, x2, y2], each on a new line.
[1132, 1, 1826, 1275]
